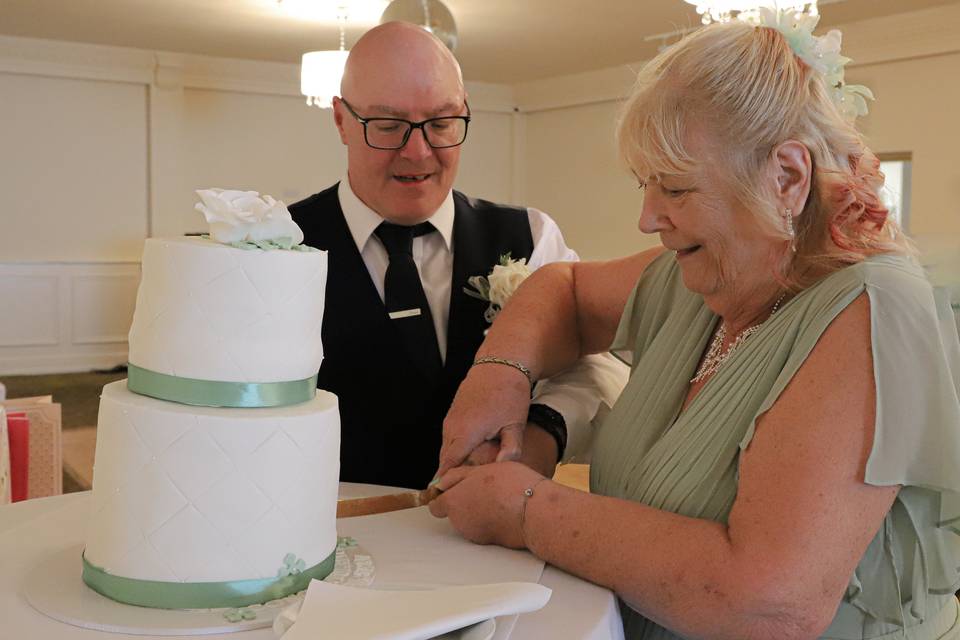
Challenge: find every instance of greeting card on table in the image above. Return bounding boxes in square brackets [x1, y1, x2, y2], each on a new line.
[1, 396, 62, 498]
[0, 407, 9, 505]
[6, 411, 29, 502]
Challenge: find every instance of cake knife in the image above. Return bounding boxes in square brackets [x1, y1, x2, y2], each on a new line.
[336, 485, 442, 518]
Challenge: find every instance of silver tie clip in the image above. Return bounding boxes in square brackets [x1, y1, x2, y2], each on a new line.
[388, 308, 422, 320]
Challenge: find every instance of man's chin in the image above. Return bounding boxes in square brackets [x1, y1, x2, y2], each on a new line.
[379, 203, 440, 225]
[380, 191, 446, 223]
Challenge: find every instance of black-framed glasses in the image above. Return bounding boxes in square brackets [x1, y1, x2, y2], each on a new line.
[340, 98, 471, 150]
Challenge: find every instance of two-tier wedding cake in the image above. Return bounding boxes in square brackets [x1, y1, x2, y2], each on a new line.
[82, 189, 340, 610]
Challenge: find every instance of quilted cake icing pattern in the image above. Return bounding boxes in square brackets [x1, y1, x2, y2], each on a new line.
[85, 382, 339, 584]
[128, 238, 327, 384]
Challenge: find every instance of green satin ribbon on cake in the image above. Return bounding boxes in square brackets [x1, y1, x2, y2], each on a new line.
[127, 363, 317, 408]
[81, 550, 335, 610]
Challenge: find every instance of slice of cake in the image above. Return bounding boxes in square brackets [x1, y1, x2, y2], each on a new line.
[82, 189, 340, 609]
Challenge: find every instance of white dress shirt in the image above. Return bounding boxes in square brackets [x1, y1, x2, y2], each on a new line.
[337, 180, 627, 462]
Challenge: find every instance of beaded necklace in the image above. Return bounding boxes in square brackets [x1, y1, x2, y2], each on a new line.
[691, 293, 786, 384]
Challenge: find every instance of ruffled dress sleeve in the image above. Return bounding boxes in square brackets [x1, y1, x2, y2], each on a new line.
[744, 256, 960, 635]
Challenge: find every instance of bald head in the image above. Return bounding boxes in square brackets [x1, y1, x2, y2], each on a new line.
[341, 21, 463, 108]
[332, 22, 469, 225]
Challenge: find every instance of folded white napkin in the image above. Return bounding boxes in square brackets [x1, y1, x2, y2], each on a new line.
[275, 579, 551, 640]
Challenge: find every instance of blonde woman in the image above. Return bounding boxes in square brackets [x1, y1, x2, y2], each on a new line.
[430, 14, 960, 640]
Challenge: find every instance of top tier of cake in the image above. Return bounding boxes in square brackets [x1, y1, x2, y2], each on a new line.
[128, 237, 327, 384]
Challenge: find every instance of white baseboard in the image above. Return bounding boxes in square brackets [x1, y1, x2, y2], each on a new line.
[0, 352, 127, 376]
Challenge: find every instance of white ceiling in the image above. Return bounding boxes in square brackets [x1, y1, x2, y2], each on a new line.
[1, 0, 958, 83]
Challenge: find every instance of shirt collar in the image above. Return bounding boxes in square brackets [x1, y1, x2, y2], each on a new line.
[338, 177, 454, 252]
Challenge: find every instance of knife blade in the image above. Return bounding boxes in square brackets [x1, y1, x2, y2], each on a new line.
[336, 485, 442, 518]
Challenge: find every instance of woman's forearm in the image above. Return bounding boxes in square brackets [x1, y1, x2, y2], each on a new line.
[475, 262, 583, 380]
[475, 250, 663, 380]
[522, 482, 826, 640]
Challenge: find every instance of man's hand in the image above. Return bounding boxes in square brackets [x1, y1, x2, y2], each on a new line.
[437, 362, 532, 478]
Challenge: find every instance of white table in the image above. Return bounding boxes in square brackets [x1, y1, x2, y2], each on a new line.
[0, 485, 624, 639]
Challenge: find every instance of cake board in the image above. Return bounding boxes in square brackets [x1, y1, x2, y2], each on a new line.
[23, 539, 375, 636]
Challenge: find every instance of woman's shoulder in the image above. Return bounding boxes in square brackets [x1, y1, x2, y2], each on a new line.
[794, 253, 929, 324]
[818, 253, 926, 294]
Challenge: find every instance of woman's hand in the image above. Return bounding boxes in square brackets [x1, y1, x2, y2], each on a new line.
[437, 363, 533, 477]
[437, 254, 659, 478]
[429, 461, 546, 549]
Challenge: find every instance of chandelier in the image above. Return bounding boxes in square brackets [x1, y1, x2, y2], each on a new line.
[684, 1, 819, 24]
[380, 0, 458, 52]
[298, 4, 350, 109]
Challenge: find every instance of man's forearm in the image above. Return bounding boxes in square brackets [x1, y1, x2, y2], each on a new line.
[517, 423, 559, 477]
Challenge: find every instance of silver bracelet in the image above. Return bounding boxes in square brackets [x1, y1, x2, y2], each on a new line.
[519, 477, 549, 550]
[472, 356, 535, 388]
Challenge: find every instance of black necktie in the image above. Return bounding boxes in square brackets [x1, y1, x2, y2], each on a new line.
[374, 222, 443, 380]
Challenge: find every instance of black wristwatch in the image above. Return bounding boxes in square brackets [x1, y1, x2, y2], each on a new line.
[527, 403, 567, 460]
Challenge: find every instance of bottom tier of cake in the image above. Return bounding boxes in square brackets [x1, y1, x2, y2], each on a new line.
[82, 380, 340, 609]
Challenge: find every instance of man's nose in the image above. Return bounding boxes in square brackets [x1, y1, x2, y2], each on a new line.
[400, 127, 433, 161]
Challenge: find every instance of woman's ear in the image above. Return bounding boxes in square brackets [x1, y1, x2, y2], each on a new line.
[773, 140, 812, 216]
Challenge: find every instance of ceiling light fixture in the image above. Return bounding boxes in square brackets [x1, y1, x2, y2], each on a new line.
[683, 0, 819, 24]
[380, 0, 458, 52]
[278, 0, 387, 23]
[300, 4, 350, 109]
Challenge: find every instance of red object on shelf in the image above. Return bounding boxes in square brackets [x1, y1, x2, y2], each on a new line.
[6, 411, 29, 502]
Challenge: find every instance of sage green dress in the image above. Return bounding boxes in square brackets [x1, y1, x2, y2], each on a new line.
[591, 252, 960, 639]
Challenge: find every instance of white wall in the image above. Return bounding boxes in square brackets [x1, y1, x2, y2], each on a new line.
[516, 3, 960, 261]
[848, 52, 960, 239]
[0, 73, 148, 262]
[1, 2, 959, 374]
[0, 37, 517, 374]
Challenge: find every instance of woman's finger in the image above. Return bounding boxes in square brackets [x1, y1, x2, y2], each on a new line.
[436, 465, 473, 492]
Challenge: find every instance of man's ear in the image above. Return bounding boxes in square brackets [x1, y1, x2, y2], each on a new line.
[772, 140, 812, 216]
[332, 97, 348, 145]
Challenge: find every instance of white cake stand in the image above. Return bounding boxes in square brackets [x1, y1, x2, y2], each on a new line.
[23, 540, 375, 636]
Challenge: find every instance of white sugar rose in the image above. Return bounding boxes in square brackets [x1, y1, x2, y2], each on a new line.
[195, 188, 304, 246]
[487, 258, 532, 308]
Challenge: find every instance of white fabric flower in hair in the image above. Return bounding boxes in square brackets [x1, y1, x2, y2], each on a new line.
[744, 7, 872, 121]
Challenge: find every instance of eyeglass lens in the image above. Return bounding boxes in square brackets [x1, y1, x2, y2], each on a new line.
[366, 118, 468, 149]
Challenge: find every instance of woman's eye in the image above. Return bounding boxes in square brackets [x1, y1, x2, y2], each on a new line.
[662, 186, 689, 198]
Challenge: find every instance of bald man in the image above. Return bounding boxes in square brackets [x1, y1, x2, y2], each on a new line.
[290, 22, 625, 489]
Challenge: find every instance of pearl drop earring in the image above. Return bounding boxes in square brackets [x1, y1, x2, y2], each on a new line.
[784, 208, 797, 252]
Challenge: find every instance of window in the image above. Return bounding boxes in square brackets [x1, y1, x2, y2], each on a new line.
[878, 152, 912, 232]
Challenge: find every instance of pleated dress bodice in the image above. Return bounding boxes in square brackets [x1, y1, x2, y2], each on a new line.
[592, 252, 960, 639]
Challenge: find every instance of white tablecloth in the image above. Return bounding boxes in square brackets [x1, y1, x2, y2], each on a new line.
[0, 485, 624, 639]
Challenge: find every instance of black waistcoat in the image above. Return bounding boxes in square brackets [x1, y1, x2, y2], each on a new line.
[289, 185, 534, 488]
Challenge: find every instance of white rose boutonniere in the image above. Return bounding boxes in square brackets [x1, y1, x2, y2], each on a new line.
[464, 253, 532, 323]
[195, 188, 310, 250]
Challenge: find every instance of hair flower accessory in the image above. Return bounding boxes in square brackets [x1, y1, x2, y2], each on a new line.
[743, 7, 874, 120]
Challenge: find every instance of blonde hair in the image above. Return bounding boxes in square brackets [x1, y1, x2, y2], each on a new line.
[617, 21, 914, 289]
